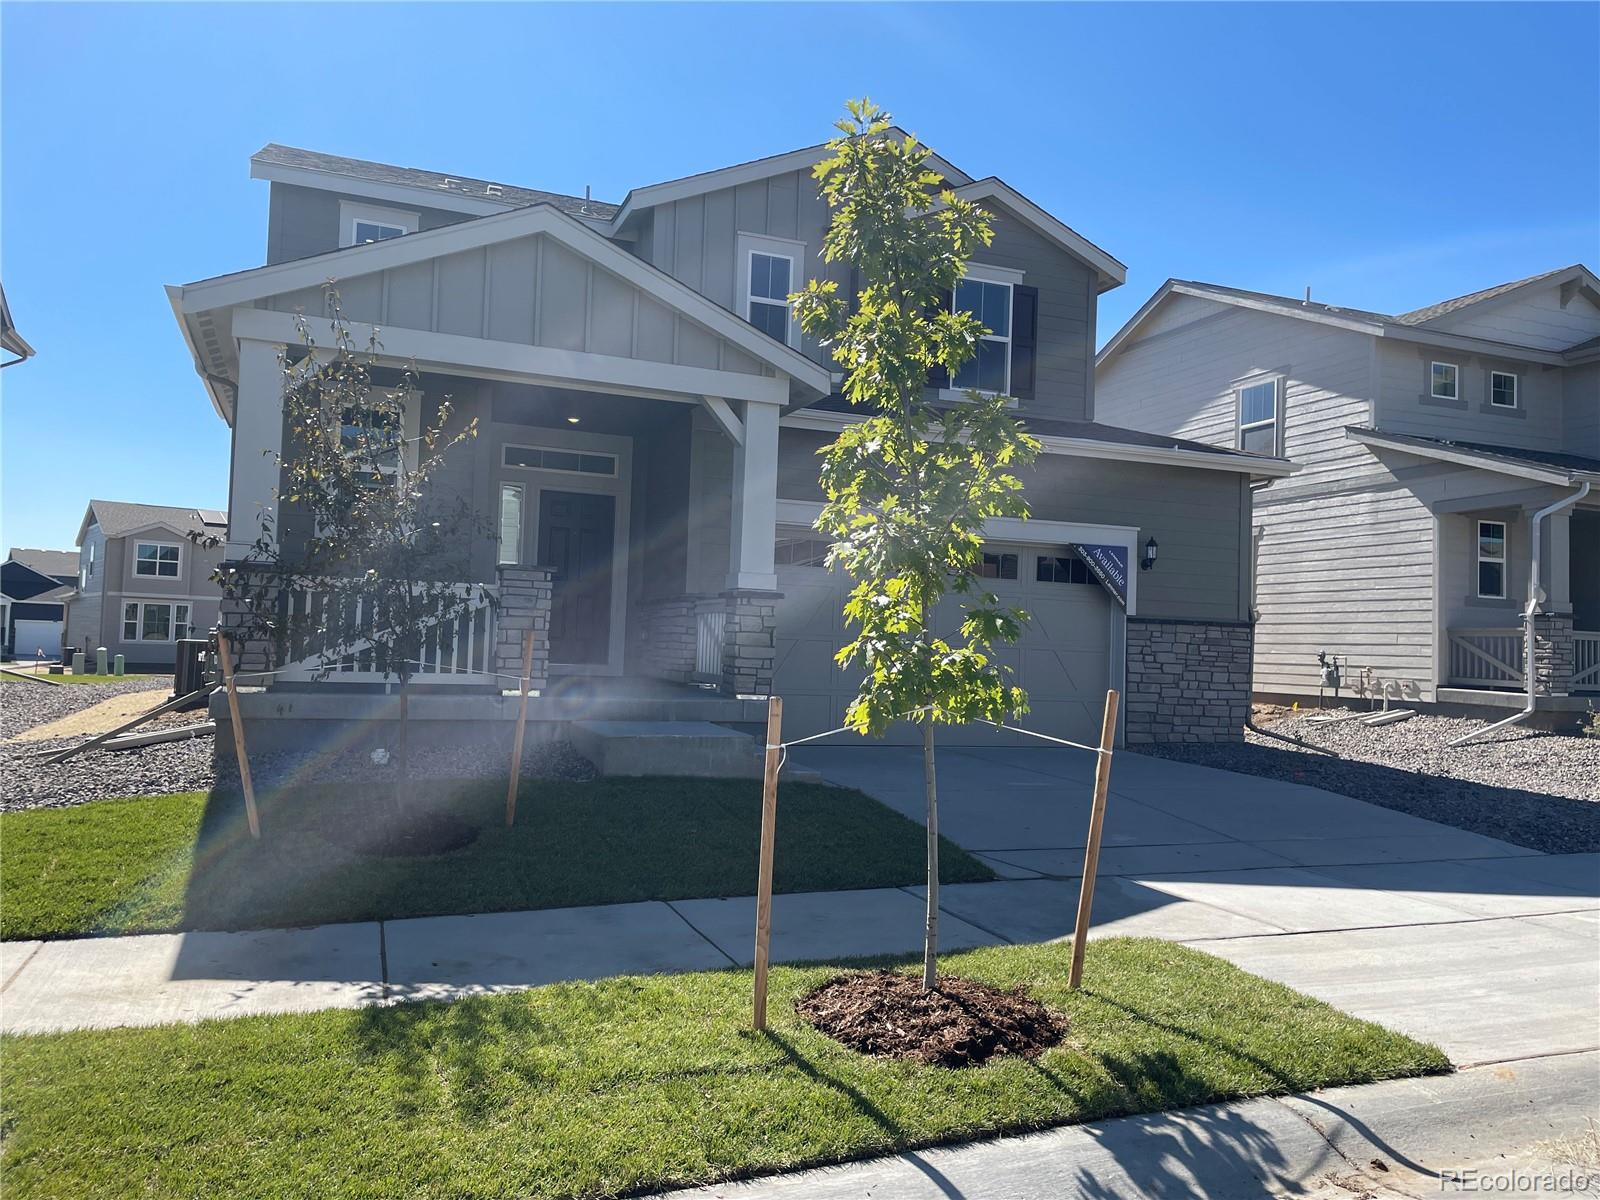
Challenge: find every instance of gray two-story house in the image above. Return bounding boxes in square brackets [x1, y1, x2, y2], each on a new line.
[1097, 265, 1600, 714]
[65, 501, 228, 670]
[167, 136, 1292, 748]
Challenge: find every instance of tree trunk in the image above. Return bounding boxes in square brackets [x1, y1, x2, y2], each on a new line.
[922, 719, 940, 992]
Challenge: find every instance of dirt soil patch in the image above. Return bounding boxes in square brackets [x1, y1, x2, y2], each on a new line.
[796, 969, 1067, 1068]
[14, 691, 170, 744]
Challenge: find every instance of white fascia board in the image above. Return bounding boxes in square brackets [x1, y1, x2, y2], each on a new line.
[166, 284, 232, 423]
[1346, 428, 1585, 486]
[1096, 280, 1180, 366]
[177, 203, 832, 397]
[951, 179, 1126, 289]
[251, 159, 514, 217]
[606, 129, 972, 234]
[116, 521, 197, 543]
[233, 308, 791, 407]
[781, 407, 1298, 477]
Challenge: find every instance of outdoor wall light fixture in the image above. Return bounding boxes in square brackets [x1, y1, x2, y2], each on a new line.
[1141, 536, 1159, 571]
[565, 416, 580, 424]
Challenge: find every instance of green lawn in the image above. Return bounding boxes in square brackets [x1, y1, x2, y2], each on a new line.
[0, 938, 1449, 1200]
[0, 778, 992, 940]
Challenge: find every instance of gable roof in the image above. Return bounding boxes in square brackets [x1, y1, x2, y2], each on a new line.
[0, 283, 34, 364]
[171, 199, 834, 421]
[1347, 427, 1600, 485]
[1099, 267, 1599, 368]
[6, 548, 78, 580]
[252, 144, 616, 220]
[951, 178, 1125, 290]
[78, 500, 227, 546]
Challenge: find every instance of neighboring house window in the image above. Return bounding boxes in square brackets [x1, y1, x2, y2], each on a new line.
[1036, 555, 1094, 585]
[951, 275, 1013, 394]
[123, 601, 190, 642]
[1431, 361, 1459, 401]
[746, 251, 793, 343]
[338, 201, 418, 248]
[340, 406, 404, 483]
[978, 551, 1018, 580]
[1477, 521, 1507, 599]
[81, 542, 95, 588]
[1237, 379, 1280, 455]
[1490, 371, 1518, 409]
[134, 542, 180, 578]
[352, 220, 407, 245]
[498, 483, 524, 566]
[774, 535, 831, 567]
[502, 445, 617, 476]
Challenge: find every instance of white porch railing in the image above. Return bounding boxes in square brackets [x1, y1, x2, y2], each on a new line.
[1574, 631, 1600, 691]
[1446, 627, 1524, 689]
[276, 583, 497, 685]
[693, 601, 726, 683]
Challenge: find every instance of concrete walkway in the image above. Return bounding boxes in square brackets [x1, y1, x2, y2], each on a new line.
[4, 746, 1596, 1063]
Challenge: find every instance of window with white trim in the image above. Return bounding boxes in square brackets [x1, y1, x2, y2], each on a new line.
[1477, 520, 1507, 599]
[1431, 361, 1459, 400]
[338, 201, 418, 248]
[1237, 379, 1279, 455]
[352, 220, 407, 245]
[774, 534, 831, 567]
[502, 445, 617, 476]
[121, 601, 190, 642]
[134, 542, 180, 578]
[1490, 371, 1518, 409]
[746, 251, 793, 343]
[952, 276, 1013, 394]
[498, 483, 524, 566]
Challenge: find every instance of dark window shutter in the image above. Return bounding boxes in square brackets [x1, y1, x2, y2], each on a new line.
[926, 288, 951, 390]
[1011, 285, 1039, 401]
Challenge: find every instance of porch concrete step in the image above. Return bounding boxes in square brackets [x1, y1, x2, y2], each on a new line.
[568, 720, 821, 782]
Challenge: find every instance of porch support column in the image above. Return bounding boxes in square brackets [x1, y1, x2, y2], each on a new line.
[726, 397, 781, 592]
[229, 337, 286, 557]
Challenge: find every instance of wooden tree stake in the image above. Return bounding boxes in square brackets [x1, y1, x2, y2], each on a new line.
[216, 632, 260, 840]
[1068, 688, 1119, 990]
[505, 629, 535, 827]
[752, 695, 784, 1032]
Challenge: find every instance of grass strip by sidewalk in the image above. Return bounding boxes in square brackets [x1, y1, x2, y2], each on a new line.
[0, 778, 991, 940]
[0, 937, 1449, 1200]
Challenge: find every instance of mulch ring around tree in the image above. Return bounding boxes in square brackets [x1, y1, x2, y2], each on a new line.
[795, 970, 1068, 1068]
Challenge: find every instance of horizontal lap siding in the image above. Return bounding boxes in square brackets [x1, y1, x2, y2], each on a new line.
[1425, 286, 1600, 352]
[1376, 339, 1569, 454]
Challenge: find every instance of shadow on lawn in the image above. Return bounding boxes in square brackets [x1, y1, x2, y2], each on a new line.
[1144, 739, 1600, 855]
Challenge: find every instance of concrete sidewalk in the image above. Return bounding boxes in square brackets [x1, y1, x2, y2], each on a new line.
[651, 1050, 1600, 1200]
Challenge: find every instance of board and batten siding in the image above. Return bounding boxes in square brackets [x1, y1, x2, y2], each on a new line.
[262, 233, 768, 378]
[633, 177, 1098, 422]
[774, 427, 1251, 624]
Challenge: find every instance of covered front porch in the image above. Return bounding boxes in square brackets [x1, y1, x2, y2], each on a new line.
[169, 199, 835, 710]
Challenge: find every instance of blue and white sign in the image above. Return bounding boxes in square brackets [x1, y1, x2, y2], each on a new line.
[1069, 543, 1129, 608]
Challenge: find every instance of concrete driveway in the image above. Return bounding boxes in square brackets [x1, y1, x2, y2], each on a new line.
[796, 744, 1600, 1066]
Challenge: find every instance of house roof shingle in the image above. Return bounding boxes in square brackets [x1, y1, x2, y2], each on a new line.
[254, 144, 618, 220]
[1392, 266, 1576, 326]
[85, 500, 228, 540]
[6, 548, 78, 579]
[1348, 427, 1600, 481]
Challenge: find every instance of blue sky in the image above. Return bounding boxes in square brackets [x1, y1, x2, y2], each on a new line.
[2, 2, 1596, 552]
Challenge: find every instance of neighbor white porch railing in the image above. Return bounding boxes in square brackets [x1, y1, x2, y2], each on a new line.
[276, 583, 498, 685]
[693, 599, 726, 684]
[1446, 627, 1525, 689]
[1574, 631, 1600, 691]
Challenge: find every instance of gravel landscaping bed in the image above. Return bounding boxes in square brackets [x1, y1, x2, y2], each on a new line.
[1146, 708, 1600, 854]
[3, 679, 596, 812]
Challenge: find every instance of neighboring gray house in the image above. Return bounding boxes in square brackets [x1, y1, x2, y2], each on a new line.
[1, 548, 77, 659]
[1097, 265, 1600, 713]
[167, 138, 1292, 749]
[65, 501, 228, 670]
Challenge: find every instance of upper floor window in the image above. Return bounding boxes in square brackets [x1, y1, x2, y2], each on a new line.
[134, 542, 180, 578]
[1477, 520, 1507, 599]
[338, 201, 419, 249]
[746, 251, 793, 343]
[1237, 379, 1279, 455]
[1431, 361, 1459, 401]
[1490, 371, 1518, 409]
[952, 276, 1013, 394]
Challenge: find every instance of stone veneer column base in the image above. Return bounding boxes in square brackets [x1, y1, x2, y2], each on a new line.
[720, 590, 780, 697]
[1124, 617, 1253, 744]
[1532, 612, 1575, 697]
[493, 566, 555, 689]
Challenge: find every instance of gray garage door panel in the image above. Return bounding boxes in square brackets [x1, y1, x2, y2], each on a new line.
[773, 543, 1114, 748]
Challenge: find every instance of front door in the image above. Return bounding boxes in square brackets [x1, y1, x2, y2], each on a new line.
[538, 490, 616, 666]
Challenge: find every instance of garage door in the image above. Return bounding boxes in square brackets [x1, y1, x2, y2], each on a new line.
[11, 619, 63, 660]
[772, 534, 1116, 747]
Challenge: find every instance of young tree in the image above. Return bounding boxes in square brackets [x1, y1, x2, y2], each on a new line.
[222, 289, 493, 808]
[793, 101, 1041, 990]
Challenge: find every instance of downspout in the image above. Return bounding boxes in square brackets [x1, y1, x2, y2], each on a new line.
[1451, 480, 1590, 747]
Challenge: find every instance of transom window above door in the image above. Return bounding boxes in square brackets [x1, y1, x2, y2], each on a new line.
[502, 445, 617, 476]
[134, 542, 180, 578]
